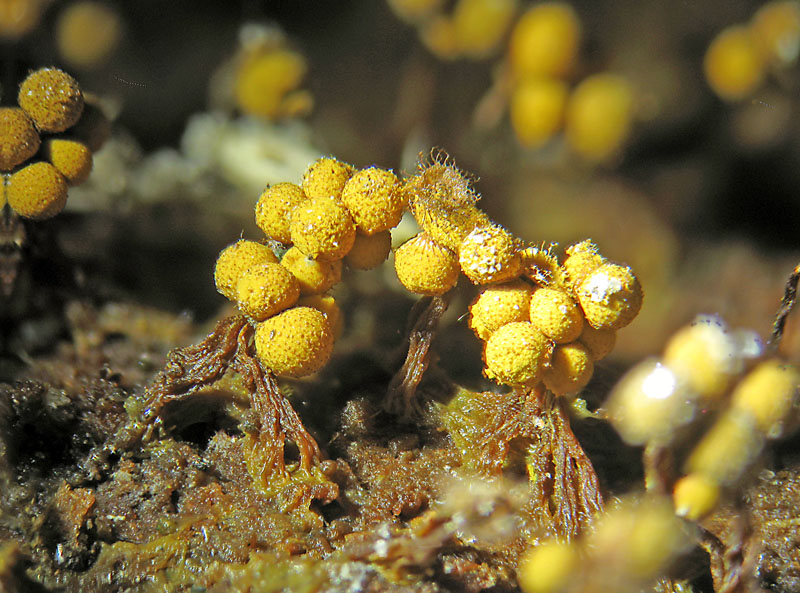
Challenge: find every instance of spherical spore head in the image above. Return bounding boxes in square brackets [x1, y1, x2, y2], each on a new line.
[578, 324, 617, 361]
[214, 240, 279, 301]
[280, 245, 342, 294]
[508, 2, 581, 80]
[576, 262, 643, 330]
[345, 230, 392, 270]
[393, 233, 459, 296]
[235, 262, 300, 321]
[340, 167, 404, 235]
[6, 161, 68, 219]
[543, 342, 594, 396]
[44, 138, 93, 185]
[289, 195, 357, 261]
[301, 157, 354, 201]
[529, 287, 584, 344]
[254, 306, 334, 377]
[255, 182, 308, 244]
[483, 321, 552, 386]
[18, 67, 84, 132]
[0, 107, 41, 171]
[468, 279, 534, 341]
[458, 223, 523, 285]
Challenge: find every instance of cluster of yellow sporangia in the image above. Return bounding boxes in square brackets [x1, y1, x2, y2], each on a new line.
[215, 157, 403, 378]
[215, 155, 643, 394]
[1, 67, 109, 219]
[606, 314, 800, 520]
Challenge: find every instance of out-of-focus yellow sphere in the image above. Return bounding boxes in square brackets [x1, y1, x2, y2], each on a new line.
[704, 26, 765, 101]
[509, 77, 568, 147]
[508, 2, 581, 79]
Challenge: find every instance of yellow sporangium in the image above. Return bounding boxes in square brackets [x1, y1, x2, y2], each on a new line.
[43, 138, 93, 185]
[661, 317, 741, 401]
[393, 233, 460, 296]
[280, 246, 342, 294]
[704, 25, 765, 101]
[254, 306, 334, 377]
[18, 67, 84, 133]
[214, 240, 279, 301]
[405, 159, 490, 251]
[55, 1, 121, 70]
[345, 231, 392, 270]
[509, 77, 568, 148]
[729, 359, 800, 436]
[301, 157, 354, 201]
[340, 167, 404, 235]
[468, 279, 534, 341]
[529, 287, 583, 343]
[561, 239, 605, 290]
[234, 46, 309, 119]
[508, 2, 581, 80]
[564, 73, 635, 162]
[458, 222, 523, 284]
[672, 472, 720, 521]
[517, 539, 579, 593]
[450, 0, 518, 59]
[577, 324, 616, 361]
[6, 161, 68, 220]
[483, 321, 552, 386]
[575, 262, 643, 330]
[255, 182, 308, 244]
[0, 107, 40, 171]
[289, 195, 357, 261]
[543, 342, 594, 396]
[235, 262, 300, 321]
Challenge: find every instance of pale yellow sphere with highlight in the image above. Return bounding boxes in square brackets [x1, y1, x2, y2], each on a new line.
[662, 319, 740, 401]
[576, 262, 643, 330]
[345, 231, 392, 270]
[565, 73, 635, 162]
[508, 2, 581, 80]
[255, 182, 308, 244]
[0, 107, 40, 171]
[255, 306, 334, 377]
[340, 167, 404, 235]
[469, 279, 534, 341]
[280, 246, 342, 294]
[18, 67, 84, 133]
[214, 240, 278, 301]
[44, 138, 93, 185]
[529, 287, 584, 344]
[543, 342, 594, 396]
[483, 321, 552, 386]
[458, 223, 522, 285]
[301, 157, 354, 201]
[289, 195, 356, 261]
[235, 262, 300, 321]
[510, 77, 568, 148]
[6, 161, 68, 220]
[394, 233, 460, 296]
